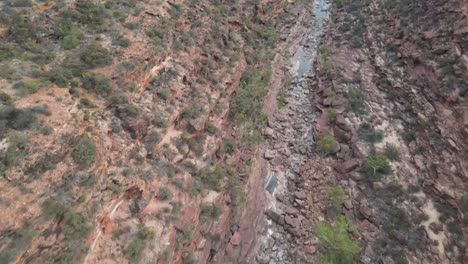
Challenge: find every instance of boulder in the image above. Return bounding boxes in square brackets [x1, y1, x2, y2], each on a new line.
[335, 159, 360, 173]
[230, 231, 242, 246]
[294, 191, 307, 200]
[264, 149, 276, 160]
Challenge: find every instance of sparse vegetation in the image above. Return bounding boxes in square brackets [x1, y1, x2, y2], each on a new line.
[317, 136, 339, 156]
[72, 136, 97, 167]
[315, 216, 361, 264]
[362, 155, 392, 181]
[326, 187, 345, 218]
[200, 203, 222, 220]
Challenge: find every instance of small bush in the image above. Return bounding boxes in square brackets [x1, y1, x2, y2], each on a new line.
[204, 122, 218, 135]
[327, 187, 345, 218]
[327, 108, 337, 124]
[157, 88, 171, 100]
[361, 155, 391, 181]
[72, 136, 97, 167]
[109, 121, 122, 133]
[126, 240, 145, 262]
[14, 80, 41, 97]
[219, 139, 235, 155]
[0, 105, 37, 131]
[80, 44, 112, 69]
[317, 136, 339, 156]
[177, 227, 194, 249]
[383, 143, 400, 161]
[277, 93, 287, 108]
[358, 123, 384, 143]
[347, 86, 365, 114]
[152, 115, 167, 128]
[56, 20, 84, 49]
[75, 0, 106, 26]
[79, 98, 96, 108]
[40, 125, 54, 135]
[157, 187, 172, 201]
[315, 216, 361, 264]
[81, 73, 112, 94]
[200, 203, 222, 220]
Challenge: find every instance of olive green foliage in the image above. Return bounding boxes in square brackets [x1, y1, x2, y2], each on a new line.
[319, 45, 333, 73]
[80, 44, 113, 69]
[219, 139, 235, 155]
[241, 128, 263, 146]
[230, 69, 270, 124]
[41, 199, 91, 263]
[383, 143, 400, 161]
[204, 122, 218, 135]
[327, 187, 345, 218]
[200, 203, 222, 220]
[125, 226, 155, 262]
[200, 166, 231, 191]
[362, 155, 391, 181]
[315, 216, 361, 264]
[75, 0, 107, 26]
[13, 80, 41, 97]
[358, 123, 383, 143]
[0, 105, 37, 132]
[277, 93, 287, 108]
[157, 187, 172, 201]
[81, 73, 112, 94]
[0, 134, 27, 175]
[56, 20, 84, 49]
[40, 125, 54, 135]
[317, 136, 339, 156]
[327, 108, 337, 124]
[177, 227, 194, 249]
[0, 224, 36, 263]
[347, 86, 365, 114]
[72, 136, 97, 167]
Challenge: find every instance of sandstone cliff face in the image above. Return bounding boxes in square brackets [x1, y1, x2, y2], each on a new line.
[0, 0, 466, 263]
[0, 0, 293, 263]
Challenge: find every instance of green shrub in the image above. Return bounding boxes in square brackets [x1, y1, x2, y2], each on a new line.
[81, 73, 112, 94]
[219, 139, 235, 155]
[75, 0, 106, 26]
[40, 125, 54, 135]
[152, 115, 167, 128]
[14, 80, 41, 97]
[182, 252, 197, 264]
[0, 92, 11, 102]
[126, 240, 145, 262]
[317, 136, 339, 156]
[47, 67, 74, 87]
[327, 187, 345, 218]
[200, 203, 222, 220]
[327, 108, 337, 124]
[109, 121, 122, 133]
[177, 227, 194, 249]
[80, 44, 112, 68]
[204, 122, 218, 135]
[277, 93, 287, 108]
[79, 98, 96, 108]
[72, 136, 97, 167]
[383, 143, 400, 161]
[347, 86, 365, 114]
[0, 105, 37, 131]
[157, 88, 171, 100]
[157, 187, 172, 201]
[358, 123, 384, 143]
[181, 103, 202, 120]
[0, 224, 35, 264]
[0, 44, 22, 62]
[315, 216, 361, 264]
[230, 69, 270, 124]
[241, 128, 263, 146]
[56, 20, 84, 49]
[362, 155, 391, 181]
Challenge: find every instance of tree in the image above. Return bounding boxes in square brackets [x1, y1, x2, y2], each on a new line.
[317, 136, 339, 156]
[315, 216, 361, 264]
[361, 155, 391, 181]
[72, 136, 97, 167]
[327, 187, 345, 218]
